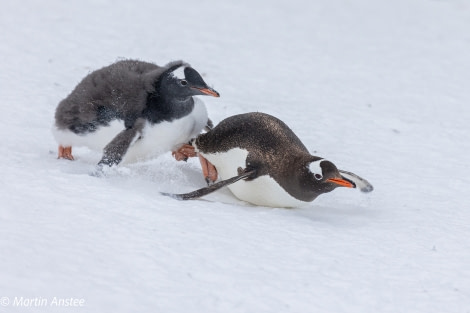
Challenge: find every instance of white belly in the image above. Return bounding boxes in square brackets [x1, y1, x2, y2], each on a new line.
[53, 98, 208, 164]
[123, 99, 207, 163]
[199, 147, 309, 208]
[52, 119, 125, 151]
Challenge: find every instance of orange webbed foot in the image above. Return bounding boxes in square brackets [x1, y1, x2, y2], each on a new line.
[199, 154, 218, 185]
[172, 144, 197, 161]
[58, 145, 74, 160]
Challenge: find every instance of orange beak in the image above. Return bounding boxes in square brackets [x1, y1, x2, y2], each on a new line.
[193, 87, 220, 97]
[327, 177, 355, 188]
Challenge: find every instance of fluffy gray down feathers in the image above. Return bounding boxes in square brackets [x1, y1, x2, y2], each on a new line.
[55, 59, 187, 131]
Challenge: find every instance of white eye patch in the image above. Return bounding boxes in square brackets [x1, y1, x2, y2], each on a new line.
[309, 159, 325, 180]
[172, 67, 186, 80]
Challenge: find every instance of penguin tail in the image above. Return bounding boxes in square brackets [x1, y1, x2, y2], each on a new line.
[161, 169, 257, 200]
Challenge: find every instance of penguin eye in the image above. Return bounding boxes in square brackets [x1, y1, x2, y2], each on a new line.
[314, 173, 323, 180]
[180, 80, 188, 86]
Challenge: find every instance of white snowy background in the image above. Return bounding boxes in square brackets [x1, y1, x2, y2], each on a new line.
[1, 0, 469, 312]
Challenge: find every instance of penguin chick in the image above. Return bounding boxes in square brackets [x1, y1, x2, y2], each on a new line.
[163, 112, 373, 207]
[53, 59, 219, 170]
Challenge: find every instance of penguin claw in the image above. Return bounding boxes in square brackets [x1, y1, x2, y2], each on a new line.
[205, 177, 213, 186]
[199, 154, 218, 184]
[57, 145, 74, 160]
[172, 144, 197, 161]
[172, 151, 189, 162]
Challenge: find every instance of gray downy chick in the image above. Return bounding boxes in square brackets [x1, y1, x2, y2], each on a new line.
[53, 59, 219, 170]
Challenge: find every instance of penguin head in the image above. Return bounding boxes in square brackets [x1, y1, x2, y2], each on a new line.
[159, 65, 220, 100]
[308, 159, 356, 192]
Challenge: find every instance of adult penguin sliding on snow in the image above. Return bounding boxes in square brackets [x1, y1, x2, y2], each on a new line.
[53, 59, 219, 176]
[165, 112, 373, 208]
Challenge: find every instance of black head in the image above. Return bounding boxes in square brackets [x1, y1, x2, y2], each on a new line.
[159, 65, 220, 100]
[307, 159, 356, 193]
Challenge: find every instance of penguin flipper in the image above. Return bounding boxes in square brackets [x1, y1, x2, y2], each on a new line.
[97, 119, 145, 167]
[162, 169, 257, 200]
[338, 170, 374, 193]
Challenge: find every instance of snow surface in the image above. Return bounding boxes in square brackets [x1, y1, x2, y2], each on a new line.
[1, 0, 470, 312]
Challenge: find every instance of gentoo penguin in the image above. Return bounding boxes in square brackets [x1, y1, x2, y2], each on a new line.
[165, 112, 373, 207]
[53, 59, 219, 171]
